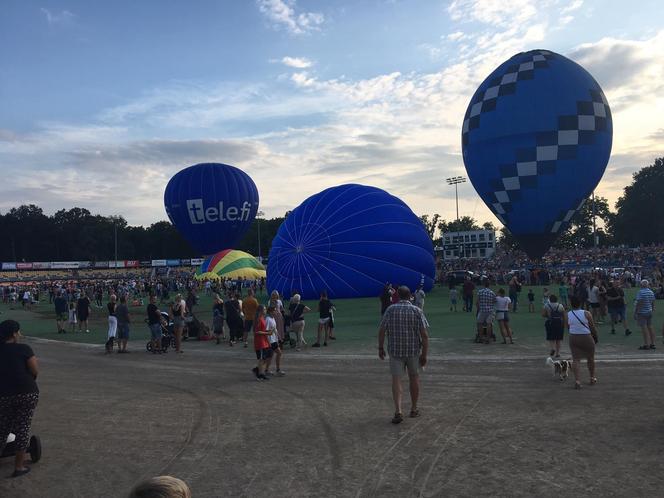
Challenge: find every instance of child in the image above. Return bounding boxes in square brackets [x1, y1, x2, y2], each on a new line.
[542, 287, 550, 307]
[68, 301, 77, 333]
[252, 305, 272, 381]
[449, 287, 458, 312]
[264, 305, 285, 377]
[527, 289, 535, 312]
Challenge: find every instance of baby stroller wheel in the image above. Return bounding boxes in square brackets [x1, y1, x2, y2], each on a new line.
[29, 435, 41, 463]
[170, 336, 177, 349]
[146, 341, 154, 352]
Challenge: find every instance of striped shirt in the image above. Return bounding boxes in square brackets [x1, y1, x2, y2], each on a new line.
[380, 301, 429, 358]
[635, 288, 656, 315]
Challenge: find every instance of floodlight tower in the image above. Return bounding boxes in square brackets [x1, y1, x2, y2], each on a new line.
[446, 176, 467, 221]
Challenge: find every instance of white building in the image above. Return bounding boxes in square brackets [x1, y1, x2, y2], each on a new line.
[437, 230, 496, 260]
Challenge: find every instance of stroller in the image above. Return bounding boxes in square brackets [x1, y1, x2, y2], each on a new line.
[145, 312, 176, 353]
[2, 433, 41, 463]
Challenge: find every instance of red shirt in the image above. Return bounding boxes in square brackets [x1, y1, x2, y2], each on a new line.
[254, 317, 269, 350]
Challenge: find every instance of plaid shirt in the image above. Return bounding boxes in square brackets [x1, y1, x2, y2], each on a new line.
[477, 287, 497, 313]
[380, 300, 429, 358]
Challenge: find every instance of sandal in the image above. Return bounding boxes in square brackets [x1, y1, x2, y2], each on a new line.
[409, 409, 420, 418]
[638, 345, 650, 350]
[590, 377, 598, 385]
[11, 467, 30, 478]
[574, 382, 582, 390]
[391, 412, 403, 424]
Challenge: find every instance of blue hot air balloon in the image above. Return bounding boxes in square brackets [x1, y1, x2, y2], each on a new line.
[266, 184, 435, 300]
[462, 49, 612, 259]
[164, 163, 259, 255]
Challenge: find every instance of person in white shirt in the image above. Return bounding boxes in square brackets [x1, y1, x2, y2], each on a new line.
[263, 305, 285, 376]
[567, 295, 599, 389]
[495, 289, 513, 344]
[588, 280, 601, 323]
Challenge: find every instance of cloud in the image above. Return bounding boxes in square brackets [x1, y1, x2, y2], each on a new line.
[256, 0, 324, 35]
[280, 56, 313, 68]
[561, 0, 583, 14]
[447, 0, 538, 28]
[40, 8, 76, 26]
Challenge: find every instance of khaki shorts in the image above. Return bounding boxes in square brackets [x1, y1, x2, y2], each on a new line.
[389, 356, 419, 377]
[477, 311, 495, 324]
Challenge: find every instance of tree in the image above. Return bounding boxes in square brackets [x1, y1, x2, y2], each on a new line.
[554, 195, 613, 249]
[610, 157, 664, 245]
[438, 216, 482, 234]
[419, 214, 441, 243]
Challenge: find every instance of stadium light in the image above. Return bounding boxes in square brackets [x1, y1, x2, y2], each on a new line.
[446, 176, 467, 221]
[256, 211, 265, 261]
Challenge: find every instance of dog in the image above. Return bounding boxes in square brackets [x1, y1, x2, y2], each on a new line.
[546, 356, 572, 381]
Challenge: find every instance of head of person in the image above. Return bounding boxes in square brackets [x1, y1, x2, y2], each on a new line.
[0, 320, 20, 344]
[549, 294, 558, 303]
[267, 304, 276, 316]
[270, 290, 280, 301]
[482, 278, 489, 287]
[150, 294, 156, 303]
[291, 294, 301, 304]
[247, 288, 254, 296]
[110, 294, 117, 303]
[570, 295, 581, 309]
[641, 279, 650, 288]
[128, 475, 192, 498]
[214, 294, 223, 303]
[120, 295, 127, 305]
[320, 290, 328, 300]
[255, 304, 265, 320]
[397, 286, 411, 301]
[498, 288, 505, 296]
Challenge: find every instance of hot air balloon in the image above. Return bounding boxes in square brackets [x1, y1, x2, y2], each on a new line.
[164, 163, 259, 255]
[195, 249, 266, 280]
[266, 184, 435, 300]
[462, 49, 612, 259]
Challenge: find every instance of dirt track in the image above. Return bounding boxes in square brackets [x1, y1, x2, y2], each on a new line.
[1, 338, 663, 497]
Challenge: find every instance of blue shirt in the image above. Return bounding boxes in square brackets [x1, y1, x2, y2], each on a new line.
[635, 288, 655, 315]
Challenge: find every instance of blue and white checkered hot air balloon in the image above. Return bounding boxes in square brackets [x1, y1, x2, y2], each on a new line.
[462, 49, 612, 258]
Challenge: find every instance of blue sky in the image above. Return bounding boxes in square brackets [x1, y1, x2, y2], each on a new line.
[1, 0, 663, 226]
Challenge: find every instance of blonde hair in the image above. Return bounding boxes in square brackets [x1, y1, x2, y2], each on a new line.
[128, 476, 191, 498]
[291, 294, 301, 304]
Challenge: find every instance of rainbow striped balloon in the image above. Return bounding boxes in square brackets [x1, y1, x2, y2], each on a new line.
[195, 249, 265, 280]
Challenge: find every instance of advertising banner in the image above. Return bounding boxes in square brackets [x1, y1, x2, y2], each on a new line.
[17, 262, 33, 270]
[94, 261, 109, 268]
[139, 260, 152, 268]
[2, 262, 17, 270]
[51, 261, 78, 269]
[180, 258, 191, 266]
[190, 258, 205, 266]
[78, 261, 91, 268]
[151, 259, 167, 267]
[124, 260, 139, 268]
[32, 262, 52, 269]
[166, 259, 181, 267]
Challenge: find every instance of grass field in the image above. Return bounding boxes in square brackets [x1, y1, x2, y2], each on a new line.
[3, 285, 662, 356]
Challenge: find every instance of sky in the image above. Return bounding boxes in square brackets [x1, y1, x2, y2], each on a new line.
[0, 0, 663, 227]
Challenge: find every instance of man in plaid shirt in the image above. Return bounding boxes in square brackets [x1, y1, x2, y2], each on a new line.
[378, 286, 429, 424]
[476, 278, 497, 344]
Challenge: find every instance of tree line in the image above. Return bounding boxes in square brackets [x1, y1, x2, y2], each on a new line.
[0, 205, 286, 262]
[1, 157, 661, 262]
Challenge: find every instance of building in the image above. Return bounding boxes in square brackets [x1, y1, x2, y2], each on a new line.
[437, 230, 496, 260]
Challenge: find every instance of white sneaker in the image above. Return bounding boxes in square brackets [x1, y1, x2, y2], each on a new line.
[276, 370, 286, 377]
